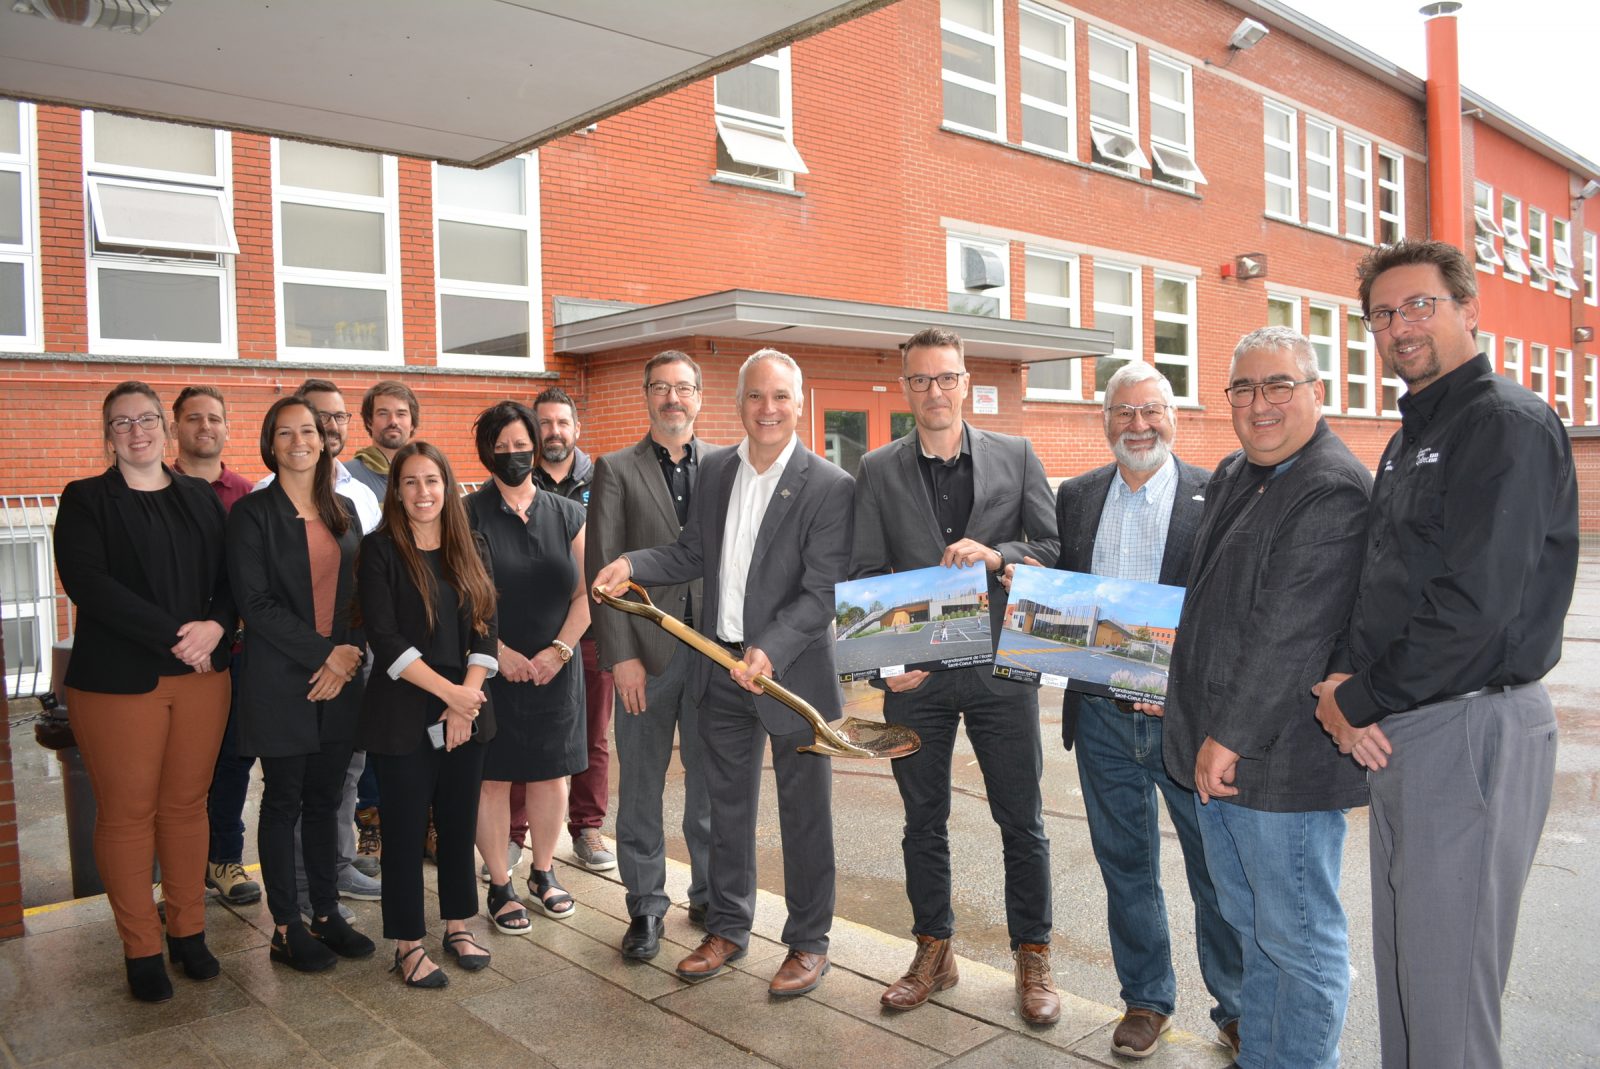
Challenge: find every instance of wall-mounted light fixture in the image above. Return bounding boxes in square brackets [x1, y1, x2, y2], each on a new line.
[1221, 253, 1268, 281]
[1228, 18, 1269, 51]
[1577, 326, 1596, 344]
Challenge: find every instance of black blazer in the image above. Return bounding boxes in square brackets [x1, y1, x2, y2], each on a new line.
[226, 483, 365, 758]
[1053, 457, 1210, 749]
[355, 528, 499, 756]
[54, 465, 234, 694]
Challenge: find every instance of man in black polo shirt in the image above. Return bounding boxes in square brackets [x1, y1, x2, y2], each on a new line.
[1315, 239, 1577, 1069]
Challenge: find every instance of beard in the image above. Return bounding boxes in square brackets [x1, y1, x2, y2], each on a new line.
[541, 437, 573, 463]
[376, 424, 409, 448]
[1111, 430, 1172, 474]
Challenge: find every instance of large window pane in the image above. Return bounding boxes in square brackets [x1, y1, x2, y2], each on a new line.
[441, 294, 529, 357]
[0, 101, 18, 156]
[98, 269, 221, 343]
[1027, 254, 1068, 297]
[942, 30, 996, 81]
[93, 113, 215, 176]
[437, 158, 524, 215]
[1030, 359, 1074, 390]
[281, 203, 384, 273]
[1095, 266, 1132, 307]
[943, 0, 992, 33]
[1089, 35, 1128, 80]
[1150, 104, 1184, 146]
[1156, 277, 1188, 315]
[283, 283, 387, 349]
[279, 141, 383, 196]
[2, 618, 39, 672]
[943, 82, 998, 134]
[1149, 62, 1184, 102]
[1021, 58, 1069, 101]
[1154, 319, 1187, 355]
[1022, 107, 1069, 153]
[1156, 364, 1189, 397]
[1095, 357, 1129, 393]
[716, 63, 781, 119]
[1020, 9, 1066, 55]
[0, 541, 41, 600]
[1090, 82, 1130, 127]
[440, 221, 526, 286]
[0, 171, 20, 245]
[0, 261, 23, 336]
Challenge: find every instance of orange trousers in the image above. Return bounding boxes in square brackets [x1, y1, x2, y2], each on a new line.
[68, 671, 230, 958]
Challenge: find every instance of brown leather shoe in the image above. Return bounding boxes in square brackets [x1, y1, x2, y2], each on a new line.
[1014, 943, 1061, 1026]
[880, 934, 959, 1010]
[1111, 1007, 1172, 1057]
[675, 934, 745, 981]
[1217, 1018, 1241, 1056]
[768, 950, 829, 997]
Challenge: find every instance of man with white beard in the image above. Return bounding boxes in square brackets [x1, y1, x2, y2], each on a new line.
[1024, 360, 1243, 1060]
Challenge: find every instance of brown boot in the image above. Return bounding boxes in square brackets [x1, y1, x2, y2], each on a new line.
[880, 934, 959, 1010]
[1014, 942, 1060, 1026]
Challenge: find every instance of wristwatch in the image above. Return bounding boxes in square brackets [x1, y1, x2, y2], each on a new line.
[550, 639, 574, 663]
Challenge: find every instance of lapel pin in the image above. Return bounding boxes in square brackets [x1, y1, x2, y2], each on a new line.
[780, 488, 792, 498]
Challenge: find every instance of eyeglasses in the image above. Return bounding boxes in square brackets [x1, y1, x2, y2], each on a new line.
[1223, 378, 1318, 408]
[315, 410, 353, 427]
[1105, 402, 1169, 424]
[902, 371, 967, 392]
[107, 413, 162, 435]
[646, 382, 699, 397]
[1361, 296, 1458, 332]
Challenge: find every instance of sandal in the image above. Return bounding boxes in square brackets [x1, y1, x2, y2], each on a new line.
[527, 866, 576, 920]
[390, 945, 448, 989]
[486, 881, 532, 935]
[444, 930, 491, 971]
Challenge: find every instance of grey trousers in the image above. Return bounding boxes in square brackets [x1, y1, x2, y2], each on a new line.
[294, 750, 363, 910]
[613, 645, 712, 918]
[1369, 683, 1557, 1069]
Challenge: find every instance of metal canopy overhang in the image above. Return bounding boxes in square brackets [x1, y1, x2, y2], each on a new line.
[0, 0, 896, 168]
[553, 289, 1115, 363]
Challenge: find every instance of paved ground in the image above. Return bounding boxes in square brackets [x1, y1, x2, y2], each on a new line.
[993, 628, 1166, 691]
[836, 618, 991, 677]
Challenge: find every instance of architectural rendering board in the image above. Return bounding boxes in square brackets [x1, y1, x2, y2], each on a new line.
[834, 565, 993, 682]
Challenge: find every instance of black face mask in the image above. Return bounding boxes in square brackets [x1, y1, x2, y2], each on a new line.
[491, 449, 535, 486]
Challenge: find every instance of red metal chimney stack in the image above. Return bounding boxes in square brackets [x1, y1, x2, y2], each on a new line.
[1422, 2, 1466, 250]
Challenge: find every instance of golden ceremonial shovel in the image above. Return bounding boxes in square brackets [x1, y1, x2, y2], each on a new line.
[594, 582, 920, 760]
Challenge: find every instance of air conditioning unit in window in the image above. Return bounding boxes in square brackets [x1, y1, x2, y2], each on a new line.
[961, 245, 1006, 290]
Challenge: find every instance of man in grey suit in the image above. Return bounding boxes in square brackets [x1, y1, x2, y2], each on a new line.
[1046, 361, 1242, 1059]
[850, 327, 1062, 1025]
[592, 348, 854, 997]
[586, 350, 716, 962]
[1160, 326, 1371, 1069]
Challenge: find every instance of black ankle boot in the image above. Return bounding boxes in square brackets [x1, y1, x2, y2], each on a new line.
[125, 953, 175, 1003]
[270, 920, 337, 972]
[166, 932, 221, 981]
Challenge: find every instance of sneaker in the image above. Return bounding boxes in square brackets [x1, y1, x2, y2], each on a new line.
[337, 867, 383, 901]
[479, 841, 524, 884]
[302, 901, 355, 923]
[571, 828, 617, 872]
[206, 861, 262, 905]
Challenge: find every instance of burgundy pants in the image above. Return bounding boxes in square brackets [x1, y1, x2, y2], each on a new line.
[508, 637, 613, 842]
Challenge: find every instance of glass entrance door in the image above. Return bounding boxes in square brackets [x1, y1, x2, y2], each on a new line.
[811, 383, 913, 478]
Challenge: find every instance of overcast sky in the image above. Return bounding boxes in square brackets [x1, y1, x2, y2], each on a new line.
[1283, 0, 1598, 166]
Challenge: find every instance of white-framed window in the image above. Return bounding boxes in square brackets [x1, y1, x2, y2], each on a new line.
[1343, 134, 1372, 242]
[1092, 261, 1140, 397]
[0, 533, 56, 699]
[1479, 330, 1497, 374]
[0, 100, 39, 351]
[1585, 232, 1598, 306]
[1267, 291, 1300, 332]
[1500, 194, 1529, 279]
[1263, 102, 1298, 220]
[1526, 207, 1552, 289]
[1473, 181, 1503, 273]
[1551, 217, 1579, 294]
[1152, 272, 1196, 402]
[941, 0, 1005, 138]
[1555, 348, 1574, 421]
[434, 154, 542, 371]
[1377, 150, 1404, 243]
[947, 233, 1009, 317]
[1087, 28, 1148, 172]
[1587, 355, 1598, 425]
[1308, 302, 1339, 412]
[1502, 337, 1523, 385]
[1346, 311, 1375, 414]
[83, 111, 237, 358]
[273, 139, 401, 363]
[1304, 118, 1338, 232]
[1529, 342, 1548, 400]
[1023, 249, 1081, 398]
[1148, 55, 1204, 189]
[714, 48, 806, 189]
[1019, 3, 1075, 159]
[1380, 366, 1404, 416]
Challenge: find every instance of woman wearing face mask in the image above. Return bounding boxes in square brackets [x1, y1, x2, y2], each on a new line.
[466, 401, 590, 932]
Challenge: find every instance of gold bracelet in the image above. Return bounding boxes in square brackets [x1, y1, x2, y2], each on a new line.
[550, 639, 574, 663]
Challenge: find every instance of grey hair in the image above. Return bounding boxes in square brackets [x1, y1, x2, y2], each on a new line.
[1102, 361, 1176, 412]
[736, 348, 803, 398]
[1230, 326, 1318, 382]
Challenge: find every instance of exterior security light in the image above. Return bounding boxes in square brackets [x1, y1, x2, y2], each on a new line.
[1228, 18, 1269, 51]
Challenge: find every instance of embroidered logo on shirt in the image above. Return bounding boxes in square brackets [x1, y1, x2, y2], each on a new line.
[1414, 448, 1440, 466]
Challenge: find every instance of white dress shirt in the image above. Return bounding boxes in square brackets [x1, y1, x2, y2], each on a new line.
[254, 459, 383, 535]
[716, 434, 799, 643]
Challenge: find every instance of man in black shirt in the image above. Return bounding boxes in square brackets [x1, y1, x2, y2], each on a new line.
[1315, 240, 1577, 1069]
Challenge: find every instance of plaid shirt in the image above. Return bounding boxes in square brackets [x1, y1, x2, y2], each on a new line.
[1090, 455, 1177, 583]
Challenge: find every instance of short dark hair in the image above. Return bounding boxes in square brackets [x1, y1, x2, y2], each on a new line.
[642, 350, 702, 390]
[532, 385, 579, 422]
[295, 378, 341, 399]
[472, 400, 539, 472]
[900, 327, 965, 372]
[1357, 239, 1478, 315]
[173, 384, 227, 420]
[360, 380, 420, 433]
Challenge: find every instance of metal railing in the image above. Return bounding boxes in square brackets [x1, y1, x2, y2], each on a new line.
[1, 494, 68, 701]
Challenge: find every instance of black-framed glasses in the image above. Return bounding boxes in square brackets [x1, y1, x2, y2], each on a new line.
[1223, 378, 1318, 408]
[315, 410, 353, 427]
[1106, 402, 1169, 424]
[107, 413, 162, 435]
[902, 371, 967, 392]
[646, 382, 700, 397]
[1361, 296, 1458, 332]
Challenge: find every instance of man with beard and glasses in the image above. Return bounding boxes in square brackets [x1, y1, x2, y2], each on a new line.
[1019, 361, 1242, 1059]
[585, 350, 717, 959]
[346, 380, 419, 501]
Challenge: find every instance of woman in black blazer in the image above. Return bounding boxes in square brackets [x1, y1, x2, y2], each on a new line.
[227, 396, 376, 972]
[356, 441, 499, 987]
[53, 381, 235, 1003]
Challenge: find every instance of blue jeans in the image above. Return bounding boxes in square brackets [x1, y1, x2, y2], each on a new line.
[1195, 797, 1350, 1069]
[206, 651, 255, 863]
[1075, 697, 1241, 1026]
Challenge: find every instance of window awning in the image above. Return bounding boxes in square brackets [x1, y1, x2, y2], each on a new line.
[87, 176, 238, 255]
[714, 117, 808, 174]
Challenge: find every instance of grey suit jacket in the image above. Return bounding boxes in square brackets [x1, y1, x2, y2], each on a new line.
[1161, 422, 1372, 813]
[625, 441, 855, 736]
[850, 424, 1059, 695]
[1053, 456, 1209, 749]
[586, 434, 719, 676]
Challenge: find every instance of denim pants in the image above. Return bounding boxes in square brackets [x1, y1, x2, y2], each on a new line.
[1195, 797, 1350, 1069]
[1075, 696, 1241, 1025]
[206, 652, 255, 863]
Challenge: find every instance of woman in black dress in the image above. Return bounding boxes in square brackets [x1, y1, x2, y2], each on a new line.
[466, 401, 589, 931]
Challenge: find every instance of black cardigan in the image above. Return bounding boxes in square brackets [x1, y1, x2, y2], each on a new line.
[355, 528, 499, 756]
[54, 465, 235, 695]
[226, 483, 365, 758]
